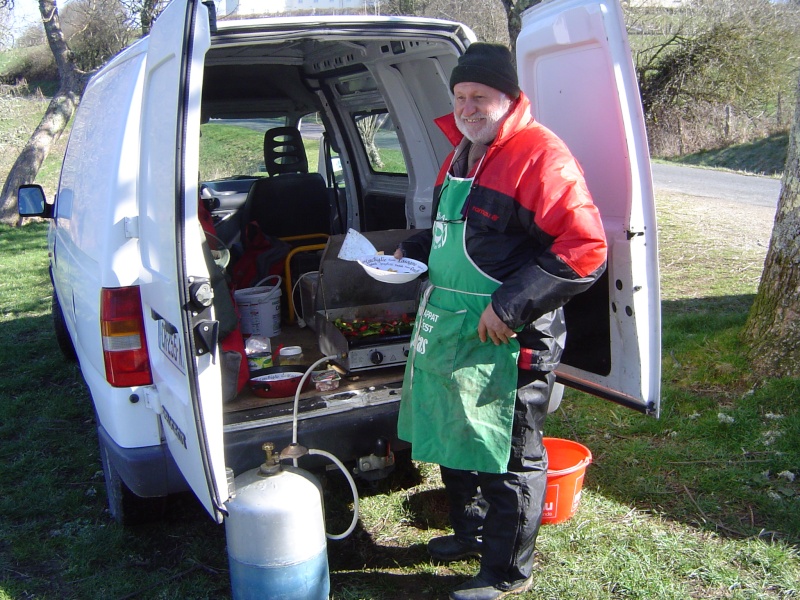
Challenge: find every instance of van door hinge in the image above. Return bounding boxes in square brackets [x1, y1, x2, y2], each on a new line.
[193, 320, 219, 358]
[124, 216, 140, 238]
[626, 229, 644, 240]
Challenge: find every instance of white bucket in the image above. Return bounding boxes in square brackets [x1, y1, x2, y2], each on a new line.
[234, 275, 282, 338]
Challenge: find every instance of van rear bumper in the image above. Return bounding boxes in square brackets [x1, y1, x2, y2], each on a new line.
[223, 399, 409, 478]
[98, 425, 189, 497]
[99, 397, 407, 498]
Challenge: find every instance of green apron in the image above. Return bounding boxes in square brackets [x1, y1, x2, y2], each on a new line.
[398, 173, 520, 474]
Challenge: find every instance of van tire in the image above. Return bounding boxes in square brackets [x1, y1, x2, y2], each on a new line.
[100, 439, 167, 525]
[52, 295, 77, 361]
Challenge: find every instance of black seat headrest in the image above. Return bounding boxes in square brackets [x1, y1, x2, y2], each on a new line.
[264, 126, 309, 176]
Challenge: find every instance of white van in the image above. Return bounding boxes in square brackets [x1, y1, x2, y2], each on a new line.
[19, 0, 660, 526]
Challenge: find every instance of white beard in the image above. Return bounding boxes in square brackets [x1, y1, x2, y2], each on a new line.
[455, 97, 513, 145]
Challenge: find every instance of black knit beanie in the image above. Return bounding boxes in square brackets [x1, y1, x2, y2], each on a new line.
[450, 42, 520, 99]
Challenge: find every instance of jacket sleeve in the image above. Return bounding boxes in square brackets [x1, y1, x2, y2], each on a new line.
[398, 229, 433, 263]
[492, 152, 608, 330]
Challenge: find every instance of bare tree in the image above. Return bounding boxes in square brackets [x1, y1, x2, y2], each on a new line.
[61, 0, 133, 70]
[0, 0, 164, 224]
[0, 2, 12, 50]
[631, 0, 800, 155]
[425, 0, 510, 45]
[383, 0, 515, 46]
[742, 73, 800, 378]
[119, 0, 168, 35]
[356, 113, 388, 169]
[0, 0, 90, 224]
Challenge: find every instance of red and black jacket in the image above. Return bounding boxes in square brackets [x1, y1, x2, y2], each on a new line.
[400, 93, 608, 372]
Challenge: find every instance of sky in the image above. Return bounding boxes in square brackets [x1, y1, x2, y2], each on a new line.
[6, 1, 231, 38]
[9, 1, 43, 36]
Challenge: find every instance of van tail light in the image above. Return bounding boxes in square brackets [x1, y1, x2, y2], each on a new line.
[101, 286, 153, 387]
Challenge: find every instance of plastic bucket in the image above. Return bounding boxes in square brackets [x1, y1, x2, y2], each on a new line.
[234, 275, 282, 338]
[542, 437, 592, 524]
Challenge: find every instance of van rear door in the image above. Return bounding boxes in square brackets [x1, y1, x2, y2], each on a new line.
[517, 0, 661, 416]
[137, 0, 228, 521]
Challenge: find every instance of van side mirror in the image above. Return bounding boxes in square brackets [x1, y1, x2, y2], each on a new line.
[18, 184, 53, 219]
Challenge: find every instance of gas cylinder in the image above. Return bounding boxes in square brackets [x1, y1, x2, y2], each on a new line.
[225, 443, 330, 600]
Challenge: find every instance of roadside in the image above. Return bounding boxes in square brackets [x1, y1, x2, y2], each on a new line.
[651, 162, 782, 208]
[656, 191, 774, 301]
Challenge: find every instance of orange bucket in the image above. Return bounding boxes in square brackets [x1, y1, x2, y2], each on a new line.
[542, 437, 592, 524]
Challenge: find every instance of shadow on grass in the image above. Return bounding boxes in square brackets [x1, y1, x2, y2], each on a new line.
[325, 465, 468, 598]
[332, 570, 464, 600]
[660, 293, 756, 316]
[668, 131, 789, 177]
[549, 294, 800, 546]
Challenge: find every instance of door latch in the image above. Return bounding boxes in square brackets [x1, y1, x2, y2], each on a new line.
[193, 320, 219, 357]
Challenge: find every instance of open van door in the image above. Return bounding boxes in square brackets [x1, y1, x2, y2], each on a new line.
[137, 0, 228, 521]
[517, 0, 661, 416]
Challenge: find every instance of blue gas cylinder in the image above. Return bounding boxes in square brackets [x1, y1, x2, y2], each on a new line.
[225, 444, 329, 600]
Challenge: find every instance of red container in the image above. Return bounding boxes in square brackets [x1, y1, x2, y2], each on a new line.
[542, 437, 592, 524]
[249, 366, 310, 398]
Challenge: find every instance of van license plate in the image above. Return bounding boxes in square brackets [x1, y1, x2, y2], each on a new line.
[158, 318, 185, 374]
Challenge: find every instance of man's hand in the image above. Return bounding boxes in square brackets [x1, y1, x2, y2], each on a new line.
[393, 249, 404, 260]
[478, 303, 516, 345]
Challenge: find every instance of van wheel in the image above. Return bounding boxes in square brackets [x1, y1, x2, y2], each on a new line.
[99, 440, 167, 525]
[52, 295, 77, 361]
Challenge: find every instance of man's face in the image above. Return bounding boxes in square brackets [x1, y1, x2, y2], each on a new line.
[453, 82, 513, 145]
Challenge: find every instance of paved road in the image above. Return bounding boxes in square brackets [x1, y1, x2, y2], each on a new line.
[651, 162, 781, 208]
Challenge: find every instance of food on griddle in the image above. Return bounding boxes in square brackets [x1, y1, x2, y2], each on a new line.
[333, 315, 414, 338]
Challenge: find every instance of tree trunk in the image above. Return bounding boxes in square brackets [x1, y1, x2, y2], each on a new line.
[742, 73, 800, 378]
[141, 0, 157, 35]
[356, 114, 388, 169]
[0, 0, 88, 225]
[498, 0, 541, 55]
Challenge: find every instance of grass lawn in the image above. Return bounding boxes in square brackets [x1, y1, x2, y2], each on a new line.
[1, 188, 798, 599]
[666, 132, 790, 178]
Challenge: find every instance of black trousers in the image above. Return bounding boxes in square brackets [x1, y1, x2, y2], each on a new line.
[439, 370, 554, 585]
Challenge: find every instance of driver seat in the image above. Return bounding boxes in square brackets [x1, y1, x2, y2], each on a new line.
[243, 126, 332, 239]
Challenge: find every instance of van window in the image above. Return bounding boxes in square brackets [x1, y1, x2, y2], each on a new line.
[297, 114, 328, 175]
[353, 111, 407, 175]
[199, 117, 286, 180]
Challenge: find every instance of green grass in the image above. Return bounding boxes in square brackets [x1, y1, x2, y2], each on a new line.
[0, 46, 60, 96]
[199, 122, 326, 180]
[1, 190, 799, 598]
[0, 93, 66, 200]
[0, 48, 22, 73]
[667, 132, 790, 177]
[199, 123, 266, 180]
[371, 148, 407, 174]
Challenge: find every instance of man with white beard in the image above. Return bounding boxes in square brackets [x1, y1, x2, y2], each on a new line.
[394, 43, 608, 600]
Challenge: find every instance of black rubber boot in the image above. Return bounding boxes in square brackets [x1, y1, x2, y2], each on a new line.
[449, 574, 533, 600]
[427, 534, 482, 562]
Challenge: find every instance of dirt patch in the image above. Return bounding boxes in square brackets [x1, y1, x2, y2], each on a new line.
[657, 192, 777, 301]
[659, 192, 775, 249]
